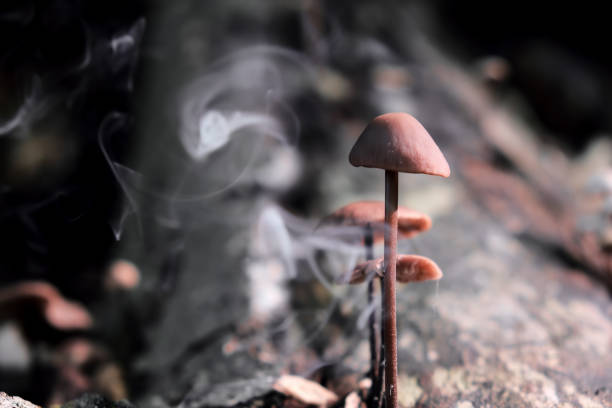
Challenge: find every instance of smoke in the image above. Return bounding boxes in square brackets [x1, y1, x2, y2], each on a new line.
[97, 112, 140, 240]
[244, 199, 379, 376]
[109, 18, 146, 92]
[178, 45, 309, 157]
[247, 202, 368, 323]
[253, 205, 297, 278]
[0, 12, 145, 139]
[175, 46, 308, 196]
[0, 76, 46, 137]
[98, 45, 311, 245]
[182, 110, 280, 161]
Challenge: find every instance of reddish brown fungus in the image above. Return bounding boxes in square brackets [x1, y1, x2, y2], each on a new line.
[396, 254, 443, 283]
[349, 112, 449, 408]
[321, 200, 431, 242]
[322, 199, 432, 405]
[0, 281, 93, 330]
[349, 112, 450, 177]
[105, 259, 141, 290]
[346, 255, 442, 284]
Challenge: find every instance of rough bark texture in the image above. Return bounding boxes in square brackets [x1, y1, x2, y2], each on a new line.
[390, 204, 612, 408]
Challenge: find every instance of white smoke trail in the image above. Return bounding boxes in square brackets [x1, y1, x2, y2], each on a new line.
[109, 18, 146, 92]
[0, 76, 46, 137]
[247, 203, 367, 321]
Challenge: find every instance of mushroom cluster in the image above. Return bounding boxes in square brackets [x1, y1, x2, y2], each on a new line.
[320, 200, 435, 405]
[346, 112, 449, 408]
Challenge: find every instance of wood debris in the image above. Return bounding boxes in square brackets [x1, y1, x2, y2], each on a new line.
[272, 375, 338, 407]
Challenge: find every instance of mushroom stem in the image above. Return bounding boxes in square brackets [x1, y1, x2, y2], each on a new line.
[365, 223, 374, 259]
[364, 223, 379, 400]
[383, 170, 399, 408]
[370, 273, 385, 408]
[379, 280, 386, 408]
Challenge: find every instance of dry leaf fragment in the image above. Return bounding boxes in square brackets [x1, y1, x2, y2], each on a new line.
[273, 375, 338, 407]
[344, 391, 363, 408]
[344, 255, 442, 284]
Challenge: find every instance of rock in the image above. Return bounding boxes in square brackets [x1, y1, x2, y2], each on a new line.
[180, 376, 277, 408]
[0, 392, 39, 408]
[60, 393, 134, 408]
[0, 322, 31, 371]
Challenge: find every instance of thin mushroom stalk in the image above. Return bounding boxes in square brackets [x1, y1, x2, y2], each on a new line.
[364, 223, 384, 407]
[349, 112, 450, 408]
[364, 222, 385, 408]
[363, 223, 379, 394]
[376, 276, 385, 408]
[383, 169, 399, 405]
[347, 253, 443, 408]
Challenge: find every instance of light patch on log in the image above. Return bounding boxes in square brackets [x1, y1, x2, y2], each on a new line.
[397, 375, 423, 407]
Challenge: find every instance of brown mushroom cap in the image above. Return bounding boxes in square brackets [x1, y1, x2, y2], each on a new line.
[345, 254, 442, 284]
[0, 281, 93, 330]
[395, 254, 442, 283]
[349, 113, 450, 177]
[320, 200, 431, 241]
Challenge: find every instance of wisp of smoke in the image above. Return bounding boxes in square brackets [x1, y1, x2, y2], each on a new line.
[102, 46, 307, 202]
[178, 45, 311, 156]
[184, 110, 281, 161]
[109, 18, 146, 92]
[247, 203, 367, 325]
[0, 76, 46, 137]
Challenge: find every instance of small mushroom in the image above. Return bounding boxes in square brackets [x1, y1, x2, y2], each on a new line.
[320, 200, 431, 243]
[320, 200, 431, 400]
[105, 259, 141, 290]
[349, 113, 450, 177]
[395, 254, 443, 282]
[347, 255, 442, 284]
[0, 281, 93, 330]
[349, 112, 449, 408]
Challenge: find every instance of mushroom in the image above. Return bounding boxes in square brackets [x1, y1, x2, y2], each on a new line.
[319, 200, 432, 244]
[344, 253, 442, 407]
[319, 200, 431, 401]
[105, 259, 141, 290]
[348, 255, 443, 285]
[349, 112, 449, 408]
[0, 281, 93, 330]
